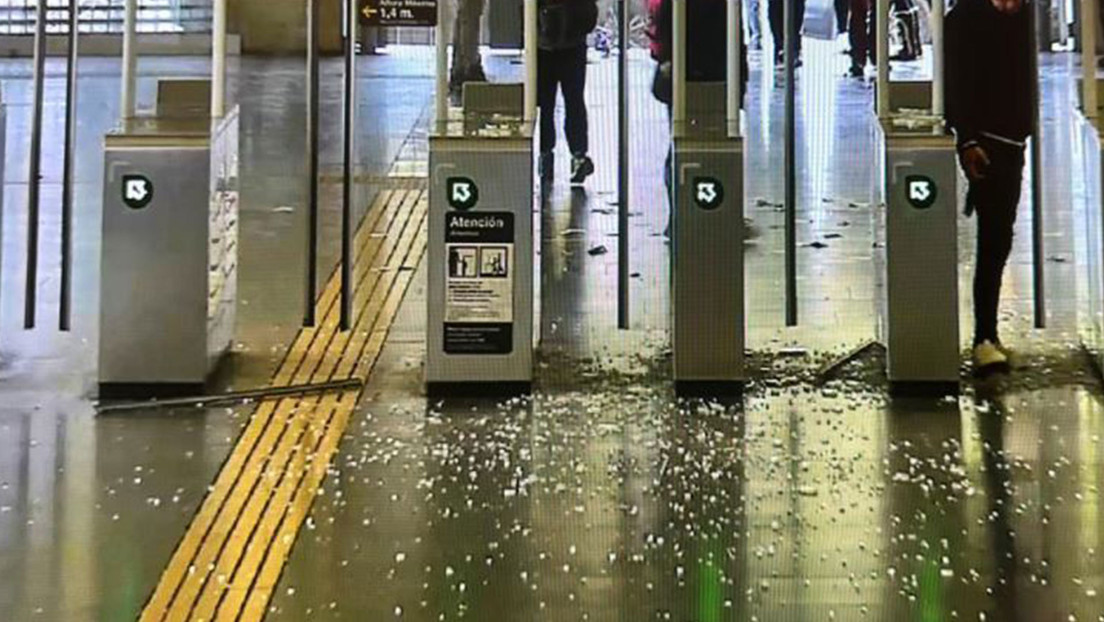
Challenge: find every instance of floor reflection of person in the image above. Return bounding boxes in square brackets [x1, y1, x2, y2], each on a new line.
[945, 0, 1033, 373]
[537, 0, 599, 185]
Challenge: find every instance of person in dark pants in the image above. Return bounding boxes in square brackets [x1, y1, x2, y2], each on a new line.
[835, 0, 850, 35]
[538, 0, 598, 184]
[847, 0, 873, 76]
[945, 0, 1033, 372]
[649, 0, 748, 237]
[769, 0, 806, 66]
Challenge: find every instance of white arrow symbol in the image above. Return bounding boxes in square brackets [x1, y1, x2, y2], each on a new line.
[909, 181, 931, 202]
[126, 179, 150, 202]
[697, 182, 717, 204]
[451, 182, 472, 204]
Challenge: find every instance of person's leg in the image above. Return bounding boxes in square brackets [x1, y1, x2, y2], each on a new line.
[537, 48, 559, 156]
[562, 44, 589, 157]
[971, 142, 1025, 346]
[561, 44, 594, 183]
[794, 0, 807, 57]
[769, 0, 783, 61]
[848, 0, 870, 72]
[835, 0, 850, 34]
[747, 0, 762, 48]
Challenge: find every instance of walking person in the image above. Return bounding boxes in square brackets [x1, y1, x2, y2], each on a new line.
[890, 0, 923, 61]
[537, 0, 599, 184]
[847, 0, 873, 76]
[769, 0, 806, 67]
[648, 0, 748, 237]
[747, 0, 763, 50]
[944, 0, 1033, 372]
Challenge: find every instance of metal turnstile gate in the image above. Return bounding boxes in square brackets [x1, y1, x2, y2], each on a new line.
[672, 85, 745, 394]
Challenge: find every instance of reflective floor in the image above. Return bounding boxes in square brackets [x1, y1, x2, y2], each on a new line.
[2, 37, 1104, 621]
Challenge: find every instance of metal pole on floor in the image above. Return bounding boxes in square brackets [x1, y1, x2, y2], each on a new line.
[211, 0, 227, 119]
[617, 0, 629, 330]
[60, 0, 79, 332]
[875, 0, 889, 119]
[1029, 0, 1047, 329]
[435, 0, 448, 126]
[1082, 0, 1097, 118]
[525, 0, 537, 122]
[24, 0, 48, 330]
[305, 0, 321, 327]
[341, 0, 357, 331]
[784, 0, 797, 326]
[931, 0, 944, 118]
[727, 0, 741, 138]
[121, 0, 137, 120]
[673, 0, 686, 126]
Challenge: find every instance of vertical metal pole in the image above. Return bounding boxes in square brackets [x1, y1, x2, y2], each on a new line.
[931, 0, 944, 118]
[435, 0, 448, 126]
[1083, 0, 1097, 117]
[784, 0, 797, 326]
[341, 0, 357, 331]
[727, 0, 741, 137]
[305, 0, 320, 326]
[524, 0, 537, 122]
[121, 0, 137, 120]
[617, 0, 630, 329]
[24, 0, 47, 329]
[1029, 0, 1046, 328]
[60, 0, 79, 332]
[211, 0, 227, 119]
[672, 0, 686, 125]
[876, 0, 890, 118]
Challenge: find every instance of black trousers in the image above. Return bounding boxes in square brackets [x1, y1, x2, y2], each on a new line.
[538, 45, 589, 156]
[849, 0, 873, 67]
[835, 0, 849, 33]
[769, 0, 806, 56]
[964, 137, 1026, 346]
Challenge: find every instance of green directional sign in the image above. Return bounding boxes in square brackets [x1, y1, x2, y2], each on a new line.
[447, 177, 479, 211]
[905, 175, 938, 210]
[122, 174, 154, 210]
[693, 177, 724, 210]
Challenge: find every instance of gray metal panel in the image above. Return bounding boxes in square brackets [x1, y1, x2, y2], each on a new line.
[462, 82, 525, 118]
[883, 130, 960, 383]
[488, 0, 523, 49]
[99, 139, 212, 384]
[426, 135, 535, 384]
[672, 136, 745, 382]
[1078, 117, 1104, 368]
[207, 106, 240, 372]
[156, 77, 212, 119]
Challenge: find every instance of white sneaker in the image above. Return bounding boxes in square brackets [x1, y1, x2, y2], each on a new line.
[973, 340, 1009, 374]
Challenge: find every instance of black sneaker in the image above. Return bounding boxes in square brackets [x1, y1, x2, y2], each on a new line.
[570, 155, 594, 185]
[848, 64, 864, 78]
[539, 152, 554, 181]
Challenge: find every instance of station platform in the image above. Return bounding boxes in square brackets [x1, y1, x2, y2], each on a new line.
[0, 40, 1101, 621]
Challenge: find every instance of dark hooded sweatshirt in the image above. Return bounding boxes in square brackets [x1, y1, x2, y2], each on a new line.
[538, 0, 599, 51]
[944, 0, 1034, 151]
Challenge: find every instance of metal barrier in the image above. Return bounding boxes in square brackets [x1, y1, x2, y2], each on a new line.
[670, 0, 746, 395]
[425, 0, 537, 395]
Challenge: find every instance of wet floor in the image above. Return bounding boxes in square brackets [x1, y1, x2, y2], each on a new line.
[1, 37, 1103, 621]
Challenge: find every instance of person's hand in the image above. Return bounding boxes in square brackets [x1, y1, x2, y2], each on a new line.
[962, 145, 990, 180]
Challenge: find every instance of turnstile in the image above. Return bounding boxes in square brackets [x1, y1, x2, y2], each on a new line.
[425, 114, 536, 395]
[876, 118, 960, 393]
[1077, 83, 1104, 371]
[98, 110, 240, 397]
[672, 84, 745, 394]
